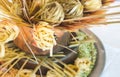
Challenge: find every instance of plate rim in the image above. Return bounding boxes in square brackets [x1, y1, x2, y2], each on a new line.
[80, 28, 105, 77]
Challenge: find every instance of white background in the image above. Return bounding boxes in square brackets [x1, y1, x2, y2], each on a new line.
[89, 1, 120, 77]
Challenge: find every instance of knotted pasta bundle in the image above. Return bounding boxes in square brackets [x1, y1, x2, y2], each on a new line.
[38, 2, 64, 24]
[0, 20, 19, 58]
[81, 0, 102, 12]
[33, 22, 56, 56]
[54, 0, 84, 19]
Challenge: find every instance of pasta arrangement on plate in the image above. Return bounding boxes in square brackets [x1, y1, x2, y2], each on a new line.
[0, 0, 118, 77]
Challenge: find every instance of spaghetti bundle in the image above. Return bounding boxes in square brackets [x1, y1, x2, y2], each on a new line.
[33, 22, 56, 56]
[0, 20, 19, 58]
[81, 0, 102, 12]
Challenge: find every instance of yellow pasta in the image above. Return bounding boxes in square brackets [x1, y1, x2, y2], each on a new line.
[33, 22, 56, 56]
[81, 0, 102, 12]
[0, 20, 19, 58]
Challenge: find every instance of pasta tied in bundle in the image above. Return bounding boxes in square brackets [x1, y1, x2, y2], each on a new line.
[81, 0, 102, 12]
[55, 0, 84, 19]
[0, 20, 19, 58]
[38, 1, 64, 24]
[64, 1, 83, 19]
[33, 22, 56, 56]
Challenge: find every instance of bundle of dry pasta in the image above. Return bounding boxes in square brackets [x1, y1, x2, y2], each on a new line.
[0, 0, 116, 31]
[0, 20, 19, 58]
[81, 0, 102, 12]
[0, 0, 116, 56]
[33, 22, 56, 56]
[38, 2, 64, 24]
[56, 0, 84, 19]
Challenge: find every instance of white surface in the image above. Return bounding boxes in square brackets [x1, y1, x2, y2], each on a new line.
[89, 25, 120, 77]
[89, 1, 120, 77]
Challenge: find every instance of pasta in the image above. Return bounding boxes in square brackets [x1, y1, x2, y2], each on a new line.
[0, 0, 115, 77]
[54, 0, 84, 19]
[81, 0, 102, 12]
[46, 70, 58, 77]
[39, 1, 64, 24]
[18, 69, 36, 77]
[0, 68, 18, 77]
[33, 22, 56, 56]
[0, 20, 19, 58]
[0, 31, 97, 77]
